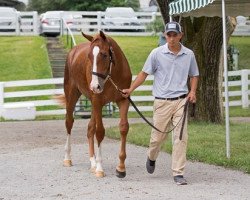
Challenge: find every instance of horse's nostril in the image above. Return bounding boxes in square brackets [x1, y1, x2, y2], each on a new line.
[97, 85, 101, 90]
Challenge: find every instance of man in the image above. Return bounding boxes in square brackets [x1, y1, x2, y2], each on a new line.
[122, 21, 199, 185]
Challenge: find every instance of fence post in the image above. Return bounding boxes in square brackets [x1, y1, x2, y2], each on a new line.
[15, 13, 20, 36]
[151, 12, 156, 22]
[33, 11, 38, 35]
[97, 11, 101, 31]
[241, 69, 249, 108]
[0, 82, 4, 117]
[60, 19, 64, 36]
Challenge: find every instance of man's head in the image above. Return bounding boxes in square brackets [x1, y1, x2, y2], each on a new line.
[165, 21, 182, 34]
[164, 21, 183, 48]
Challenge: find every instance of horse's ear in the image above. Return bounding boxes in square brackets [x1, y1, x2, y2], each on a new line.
[81, 32, 93, 41]
[100, 30, 107, 41]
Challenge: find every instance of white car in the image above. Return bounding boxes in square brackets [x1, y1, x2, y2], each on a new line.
[0, 7, 21, 32]
[40, 11, 73, 36]
[102, 7, 141, 31]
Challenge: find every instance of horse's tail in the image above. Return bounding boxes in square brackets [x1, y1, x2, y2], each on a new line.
[53, 94, 66, 108]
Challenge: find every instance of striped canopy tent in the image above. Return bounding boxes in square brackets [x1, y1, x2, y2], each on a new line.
[169, 0, 250, 17]
[167, 0, 250, 158]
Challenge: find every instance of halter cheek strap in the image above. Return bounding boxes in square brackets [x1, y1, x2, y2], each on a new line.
[92, 46, 114, 83]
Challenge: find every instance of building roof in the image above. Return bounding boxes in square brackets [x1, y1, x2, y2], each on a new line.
[0, 0, 25, 6]
[0, 0, 25, 10]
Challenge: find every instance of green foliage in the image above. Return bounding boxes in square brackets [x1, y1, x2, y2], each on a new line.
[27, 0, 140, 13]
[146, 16, 165, 34]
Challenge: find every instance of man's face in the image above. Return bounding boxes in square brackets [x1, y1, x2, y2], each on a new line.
[165, 32, 182, 47]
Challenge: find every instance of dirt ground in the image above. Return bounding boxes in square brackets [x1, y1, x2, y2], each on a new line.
[0, 118, 249, 200]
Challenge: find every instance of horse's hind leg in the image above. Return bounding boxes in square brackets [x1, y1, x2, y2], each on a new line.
[116, 99, 130, 178]
[63, 86, 81, 167]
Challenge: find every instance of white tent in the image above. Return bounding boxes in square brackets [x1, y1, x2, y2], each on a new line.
[168, 0, 250, 158]
[169, 0, 250, 17]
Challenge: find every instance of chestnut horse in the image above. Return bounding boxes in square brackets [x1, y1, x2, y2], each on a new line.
[61, 31, 132, 178]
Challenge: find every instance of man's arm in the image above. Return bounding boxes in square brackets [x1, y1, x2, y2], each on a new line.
[188, 76, 199, 103]
[122, 71, 148, 98]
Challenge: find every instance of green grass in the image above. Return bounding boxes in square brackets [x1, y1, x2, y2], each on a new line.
[0, 36, 55, 121]
[106, 121, 250, 174]
[0, 36, 52, 81]
[62, 35, 159, 74]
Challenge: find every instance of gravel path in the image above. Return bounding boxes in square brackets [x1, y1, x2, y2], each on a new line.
[0, 119, 249, 200]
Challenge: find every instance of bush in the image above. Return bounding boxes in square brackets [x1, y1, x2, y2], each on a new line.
[146, 16, 165, 34]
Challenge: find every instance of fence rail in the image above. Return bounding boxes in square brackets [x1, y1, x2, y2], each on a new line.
[0, 11, 38, 36]
[0, 11, 161, 36]
[0, 70, 249, 120]
[1, 11, 249, 36]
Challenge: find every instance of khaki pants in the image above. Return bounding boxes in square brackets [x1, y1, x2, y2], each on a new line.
[147, 98, 188, 176]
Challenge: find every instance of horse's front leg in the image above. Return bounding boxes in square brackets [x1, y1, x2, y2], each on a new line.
[116, 99, 130, 178]
[87, 116, 96, 173]
[92, 102, 105, 178]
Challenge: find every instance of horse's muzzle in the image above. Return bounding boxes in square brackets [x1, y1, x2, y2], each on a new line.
[90, 83, 103, 94]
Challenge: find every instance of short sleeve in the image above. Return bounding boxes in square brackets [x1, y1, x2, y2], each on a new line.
[188, 52, 199, 77]
[142, 49, 157, 75]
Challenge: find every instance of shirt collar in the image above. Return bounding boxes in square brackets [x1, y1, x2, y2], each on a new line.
[162, 43, 188, 55]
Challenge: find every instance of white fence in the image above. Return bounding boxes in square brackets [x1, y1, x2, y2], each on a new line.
[0, 11, 161, 36]
[232, 18, 250, 36]
[0, 11, 38, 36]
[1, 11, 249, 36]
[0, 70, 249, 120]
[63, 11, 160, 36]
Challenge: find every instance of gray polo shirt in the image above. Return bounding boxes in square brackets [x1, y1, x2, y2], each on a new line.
[142, 43, 199, 98]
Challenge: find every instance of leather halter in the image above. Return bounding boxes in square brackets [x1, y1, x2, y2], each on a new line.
[91, 45, 114, 83]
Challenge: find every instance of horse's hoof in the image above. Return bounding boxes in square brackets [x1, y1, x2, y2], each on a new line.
[90, 167, 96, 173]
[63, 160, 72, 167]
[95, 171, 105, 178]
[116, 169, 126, 178]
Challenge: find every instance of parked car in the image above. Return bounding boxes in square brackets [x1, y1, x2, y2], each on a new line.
[102, 7, 141, 31]
[39, 11, 74, 36]
[0, 7, 21, 32]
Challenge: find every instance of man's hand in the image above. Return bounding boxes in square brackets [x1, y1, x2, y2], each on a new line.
[121, 71, 148, 98]
[122, 89, 132, 98]
[187, 91, 196, 103]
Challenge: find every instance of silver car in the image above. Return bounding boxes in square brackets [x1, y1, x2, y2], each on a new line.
[40, 11, 73, 36]
[0, 7, 20, 32]
[102, 7, 141, 31]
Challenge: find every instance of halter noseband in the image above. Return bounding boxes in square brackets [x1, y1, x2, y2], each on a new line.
[92, 45, 114, 83]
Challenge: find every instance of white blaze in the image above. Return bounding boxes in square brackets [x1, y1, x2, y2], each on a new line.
[90, 46, 100, 92]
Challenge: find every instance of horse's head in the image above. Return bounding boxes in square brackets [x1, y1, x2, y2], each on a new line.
[82, 31, 114, 94]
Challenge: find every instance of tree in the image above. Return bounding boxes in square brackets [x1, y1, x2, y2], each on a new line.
[156, 0, 235, 123]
